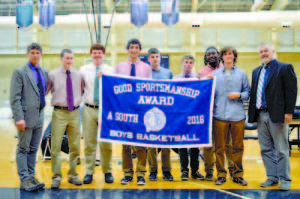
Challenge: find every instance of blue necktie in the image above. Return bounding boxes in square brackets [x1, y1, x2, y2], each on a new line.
[185, 74, 190, 78]
[93, 67, 101, 104]
[130, 63, 136, 77]
[256, 67, 266, 109]
[35, 67, 46, 110]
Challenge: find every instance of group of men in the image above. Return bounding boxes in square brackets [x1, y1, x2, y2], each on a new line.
[10, 38, 297, 192]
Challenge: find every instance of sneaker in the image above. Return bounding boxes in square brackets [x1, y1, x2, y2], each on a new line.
[31, 177, 45, 190]
[148, 171, 157, 181]
[260, 179, 279, 187]
[121, 176, 133, 185]
[83, 174, 93, 184]
[68, 176, 82, 186]
[181, 171, 189, 181]
[233, 177, 248, 186]
[105, 173, 114, 183]
[205, 173, 214, 181]
[191, 171, 205, 180]
[215, 177, 226, 185]
[20, 179, 39, 192]
[51, 178, 61, 189]
[163, 171, 174, 181]
[137, 176, 146, 185]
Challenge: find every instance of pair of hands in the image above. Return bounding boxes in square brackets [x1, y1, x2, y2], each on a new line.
[205, 74, 241, 100]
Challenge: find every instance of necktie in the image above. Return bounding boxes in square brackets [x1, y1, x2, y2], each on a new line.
[256, 67, 266, 109]
[185, 74, 190, 78]
[35, 67, 46, 110]
[130, 63, 136, 77]
[66, 70, 74, 111]
[93, 67, 101, 104]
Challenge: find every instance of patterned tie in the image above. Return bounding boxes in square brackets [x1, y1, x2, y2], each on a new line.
[93, 67, 101, 104]
[66, 70, 74, 111]
[256, 67, 266, 109]
[34, 67, 46, 110]
[130, 63, 136, 77]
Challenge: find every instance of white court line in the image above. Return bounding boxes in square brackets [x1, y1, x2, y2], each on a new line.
[186, 181, 251, 199]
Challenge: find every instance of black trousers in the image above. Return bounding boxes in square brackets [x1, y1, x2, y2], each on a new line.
[179, 148, 199, 173]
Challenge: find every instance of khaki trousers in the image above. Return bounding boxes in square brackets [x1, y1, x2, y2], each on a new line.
[51, 109, 80, 179]
[83, 106, 112, 174]
[214, 119, 245, 178]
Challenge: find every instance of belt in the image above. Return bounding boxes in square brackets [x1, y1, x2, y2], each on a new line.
[54, 106, 79, 110]
[257, 107, 268, 112]
[85, 103, 99, 109]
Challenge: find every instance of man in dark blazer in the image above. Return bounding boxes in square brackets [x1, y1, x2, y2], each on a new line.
[10, 43, 48, 192]
[248, 43, 297, 191]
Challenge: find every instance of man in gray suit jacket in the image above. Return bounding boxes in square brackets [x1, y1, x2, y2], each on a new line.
[10, 43, 48, 192]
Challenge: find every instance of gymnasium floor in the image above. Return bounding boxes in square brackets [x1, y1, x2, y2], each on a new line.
[1, 115, 300, 199]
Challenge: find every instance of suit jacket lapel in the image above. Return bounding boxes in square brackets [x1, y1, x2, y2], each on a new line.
[254, 66, 262, 94]
[24, 65, 40, 95]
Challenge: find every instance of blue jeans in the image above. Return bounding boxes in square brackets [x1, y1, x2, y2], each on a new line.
[257, 111, 291, 183]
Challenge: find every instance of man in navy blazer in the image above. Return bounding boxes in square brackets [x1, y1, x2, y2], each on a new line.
[248, 43, 297, 191]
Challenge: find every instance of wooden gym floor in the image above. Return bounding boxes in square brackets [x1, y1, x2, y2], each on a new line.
[1, 116, 300, 199]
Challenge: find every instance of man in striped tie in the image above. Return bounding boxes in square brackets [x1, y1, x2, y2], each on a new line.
[248, 43, 298, 191]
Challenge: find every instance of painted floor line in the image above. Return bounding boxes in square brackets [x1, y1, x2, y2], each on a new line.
[186, 181, 251, 199]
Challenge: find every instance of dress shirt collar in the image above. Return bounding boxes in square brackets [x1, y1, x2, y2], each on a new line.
[27, 61, 40, 70]
[263, 59, 276, 69]
[128, 58, 141, 65]
[60, 66, 74, 74]
[221, 65, 236, 72]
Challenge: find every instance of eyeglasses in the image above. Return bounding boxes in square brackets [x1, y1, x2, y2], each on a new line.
[185, 61, 193, 64]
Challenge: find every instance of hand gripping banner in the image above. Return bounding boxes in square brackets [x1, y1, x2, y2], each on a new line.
[98, 75, 215, 148]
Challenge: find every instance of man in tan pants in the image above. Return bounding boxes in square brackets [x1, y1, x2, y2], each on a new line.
[80, 44, 115, 184]
[48, 49, 84, 189]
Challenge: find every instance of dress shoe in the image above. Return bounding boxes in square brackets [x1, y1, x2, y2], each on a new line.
[20, 179, 39, 192]
[83, 174, 93, 184]
[31, 177, 45, 190]
[105, 173, 114, 183]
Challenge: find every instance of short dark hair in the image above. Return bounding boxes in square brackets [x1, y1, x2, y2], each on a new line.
[219, 46, 238, 64]
[126, 38, 142, 50]
[147, 48, 160, 56]
[60, 48, 73, 58]
[90, 43, 106, 54]
[204, 46, 219, 65]
[27, 42, 42, 54]
[182, 55, 195, 63]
